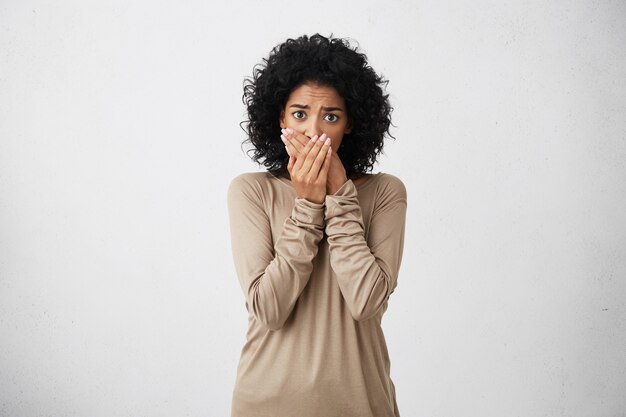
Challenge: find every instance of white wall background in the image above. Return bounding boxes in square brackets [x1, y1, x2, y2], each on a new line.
[1, 1, 625, 416]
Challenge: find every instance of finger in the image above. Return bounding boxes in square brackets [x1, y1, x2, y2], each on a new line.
[318, 144, 332, 182]
[282, 128, 308, 146]
[300, 134, 327, 175]
[281, 135, 294, 157]
[285, 134, 305, 157]
[282, 129, 307, 156]
[292, 134, 319, 172]
[287, 154, 295, 174]
[308, 135, 332, 178]
[281, 134, 300, 158]
[288, 128, 309, 149]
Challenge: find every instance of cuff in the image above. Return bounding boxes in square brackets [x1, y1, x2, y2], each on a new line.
[330, 179, 356, 198]
[324, 180, 359, 219]
[292, 197, 325, 227]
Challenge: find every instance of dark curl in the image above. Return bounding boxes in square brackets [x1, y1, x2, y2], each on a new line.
[240, 33, 395, 178]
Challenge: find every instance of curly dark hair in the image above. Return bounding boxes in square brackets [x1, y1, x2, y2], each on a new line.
[240, 33, 394, 178]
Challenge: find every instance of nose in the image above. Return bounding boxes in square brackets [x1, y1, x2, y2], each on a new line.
[304, 118, 322, 139]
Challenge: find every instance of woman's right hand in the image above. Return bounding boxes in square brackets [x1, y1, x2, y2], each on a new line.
[282, 132, 332, 204]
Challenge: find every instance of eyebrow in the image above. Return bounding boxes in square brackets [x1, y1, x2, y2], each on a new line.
[289, 103, 344, 112]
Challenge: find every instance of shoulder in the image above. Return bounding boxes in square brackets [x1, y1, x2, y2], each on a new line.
[227, 172, 272, 206]
[375, 172, 407, 202]
[228, 172, 272, 193]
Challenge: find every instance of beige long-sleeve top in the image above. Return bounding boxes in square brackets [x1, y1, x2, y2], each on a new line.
[226, 170, 407, 417]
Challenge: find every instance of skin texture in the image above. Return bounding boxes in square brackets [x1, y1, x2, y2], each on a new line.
[279, 82, 371, 197]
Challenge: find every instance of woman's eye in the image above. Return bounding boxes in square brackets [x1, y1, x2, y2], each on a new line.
[292, 111, 305, 119]
[324, 114, 339, 122]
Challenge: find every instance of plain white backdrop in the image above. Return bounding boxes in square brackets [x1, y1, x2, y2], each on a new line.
[1, 1, 625, 416]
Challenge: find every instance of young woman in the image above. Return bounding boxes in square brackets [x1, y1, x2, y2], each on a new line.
[227, 33, 407, 417]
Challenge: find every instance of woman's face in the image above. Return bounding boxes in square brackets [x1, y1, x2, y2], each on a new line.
[279, 82, 352, 153]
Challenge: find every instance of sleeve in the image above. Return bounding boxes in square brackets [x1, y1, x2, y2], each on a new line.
[226, 174, 326, 331]
[324, 175, 407, 321]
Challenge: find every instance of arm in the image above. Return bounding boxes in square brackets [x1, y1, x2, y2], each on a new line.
[324, 175, 407, 321]
[226, 174, 325, 331]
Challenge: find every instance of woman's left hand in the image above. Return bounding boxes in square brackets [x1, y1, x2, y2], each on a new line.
[326, 152, 347, 195]
[282, 129, 348, 195]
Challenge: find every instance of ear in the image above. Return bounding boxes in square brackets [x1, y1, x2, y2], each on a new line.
[344, 119, 353, 134]
[279, 109, 286, 129]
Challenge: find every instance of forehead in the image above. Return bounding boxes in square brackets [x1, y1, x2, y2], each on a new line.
[286, 82, 345, 105]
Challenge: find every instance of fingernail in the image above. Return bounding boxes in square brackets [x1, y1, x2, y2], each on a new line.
[324, 137, 331, 145]
[319, 133, 327, 141]
[286, 128, 293, 134]
[310, 135, 318, 142]
[280, 135, 287, 144]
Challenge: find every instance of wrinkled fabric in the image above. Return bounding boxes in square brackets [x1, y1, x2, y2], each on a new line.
[226, 171, 407, 417]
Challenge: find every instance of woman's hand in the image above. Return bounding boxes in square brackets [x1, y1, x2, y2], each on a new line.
[326, 152, 348, 195]
[281, 128, 348, 195]
[281, 131, 332, 204]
